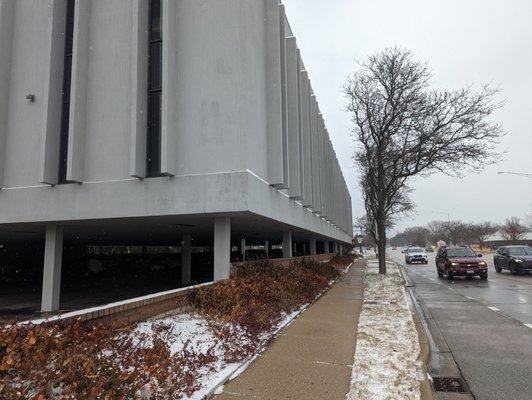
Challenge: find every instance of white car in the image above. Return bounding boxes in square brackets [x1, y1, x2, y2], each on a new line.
[405, 247, 428, 264]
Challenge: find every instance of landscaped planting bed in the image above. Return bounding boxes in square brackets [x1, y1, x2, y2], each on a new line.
[0, 255, 352, 400]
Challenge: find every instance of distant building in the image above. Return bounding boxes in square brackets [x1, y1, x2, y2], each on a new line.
[484, 232, 532, 248]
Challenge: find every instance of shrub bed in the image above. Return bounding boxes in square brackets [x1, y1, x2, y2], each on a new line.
[0, 255, 352, 399]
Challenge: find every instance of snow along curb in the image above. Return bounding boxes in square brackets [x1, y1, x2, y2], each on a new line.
[347, 260, 424, 400]
[203, 262, 353, 399]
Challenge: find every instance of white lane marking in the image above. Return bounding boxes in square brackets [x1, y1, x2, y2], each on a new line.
[488, 306, 500, 312]
[465, 296, 475, 300]
[524, 323, 532, 330]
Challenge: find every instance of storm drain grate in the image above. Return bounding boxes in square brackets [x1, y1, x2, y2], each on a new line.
[433, 377, 469, 393]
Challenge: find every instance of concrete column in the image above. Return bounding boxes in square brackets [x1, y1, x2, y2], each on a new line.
[310, 239, 316, 255]
[182, 234, 192, 285]
[265, 240, 270, 259]
[41, 225, 64, 312]
[339, 245, 344, 256]
[332, 242, 339, 254]
[213, 217, 231, 281]
[283, 230, 293, 258]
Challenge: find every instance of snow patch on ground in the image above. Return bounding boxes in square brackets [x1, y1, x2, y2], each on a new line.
[117, 307, 308, 400]
[346, 261, 423, 400]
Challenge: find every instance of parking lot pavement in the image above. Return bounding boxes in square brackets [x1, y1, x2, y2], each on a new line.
[390, 250, 532, 400]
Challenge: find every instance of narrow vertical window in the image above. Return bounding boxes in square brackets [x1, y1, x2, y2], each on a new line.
[147, 0, 162, 176]
[58, 0, 75, 183]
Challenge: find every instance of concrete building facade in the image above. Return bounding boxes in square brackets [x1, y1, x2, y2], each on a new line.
[0, 0, 353, 312]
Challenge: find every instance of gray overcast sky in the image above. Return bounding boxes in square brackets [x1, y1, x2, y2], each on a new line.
[283, 0, 532, 234]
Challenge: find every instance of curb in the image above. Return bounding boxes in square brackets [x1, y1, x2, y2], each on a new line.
[395, 262, 438, 400]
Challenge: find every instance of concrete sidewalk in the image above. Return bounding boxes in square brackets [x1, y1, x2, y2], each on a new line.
[215, 259, 366, 400]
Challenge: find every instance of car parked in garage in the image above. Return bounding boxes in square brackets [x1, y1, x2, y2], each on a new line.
[493, 245, 532, 275]
[405, 247, 428, 264]
[436, 246, 488, 280]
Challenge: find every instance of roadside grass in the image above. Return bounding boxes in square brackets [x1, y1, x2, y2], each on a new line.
[0, 255, 352, 399]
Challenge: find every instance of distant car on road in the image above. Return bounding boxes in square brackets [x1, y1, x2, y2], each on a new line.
[425, 246, 434, 252]
[405, 247, 428, 264]
[392, 246, 397, 250]
[436, 246, 488, 280]
[493, 245, 532, 275]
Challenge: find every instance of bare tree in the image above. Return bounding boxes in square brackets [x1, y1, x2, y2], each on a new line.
[525, 206, 532, 229]
[470, 221, 500, 248]
[345, 47, 504, 273]
[500, 217, 527, 242]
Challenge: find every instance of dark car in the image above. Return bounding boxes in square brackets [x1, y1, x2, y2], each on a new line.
[493, 245, 532, 275]
[436, 246, 488, 280]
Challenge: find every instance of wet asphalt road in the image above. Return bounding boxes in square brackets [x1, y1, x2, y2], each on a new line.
[390, 250, 532, 400]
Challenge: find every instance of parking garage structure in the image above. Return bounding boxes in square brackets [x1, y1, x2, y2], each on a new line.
[0, 0, 353, 315]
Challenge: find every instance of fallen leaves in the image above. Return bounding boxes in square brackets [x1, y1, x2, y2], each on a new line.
[0, 255, 353, 399]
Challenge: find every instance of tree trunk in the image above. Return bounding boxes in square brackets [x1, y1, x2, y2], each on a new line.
[377, 219, 387, 274]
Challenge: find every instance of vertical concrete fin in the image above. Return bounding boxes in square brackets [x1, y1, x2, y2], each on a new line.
[310, 94, 320, 214]
[285, 36, 301, 199]
[39, 0, 67, 185]
[66, 0, 90, 183]
[129, 0, 148, 178]
[299, 71, 313, 207]
[0, 0, 15, 189]
[160, 0, 178, 176]
[279, 3, 289, 188]
[264, 0, 284, 187]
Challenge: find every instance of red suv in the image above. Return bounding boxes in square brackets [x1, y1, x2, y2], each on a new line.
[436, 246, 488, 280]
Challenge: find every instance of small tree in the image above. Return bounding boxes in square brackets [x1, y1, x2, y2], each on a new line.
[500, 217, 527, 242]
[345, 48, 504, 274]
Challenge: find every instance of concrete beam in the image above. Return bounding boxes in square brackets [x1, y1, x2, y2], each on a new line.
[283, 230, 292, 258]
[182, 234, 192, 285]
[310, 239, 316, 255]
[41, 225, 64, 312]
[213, 216, 231, 281]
